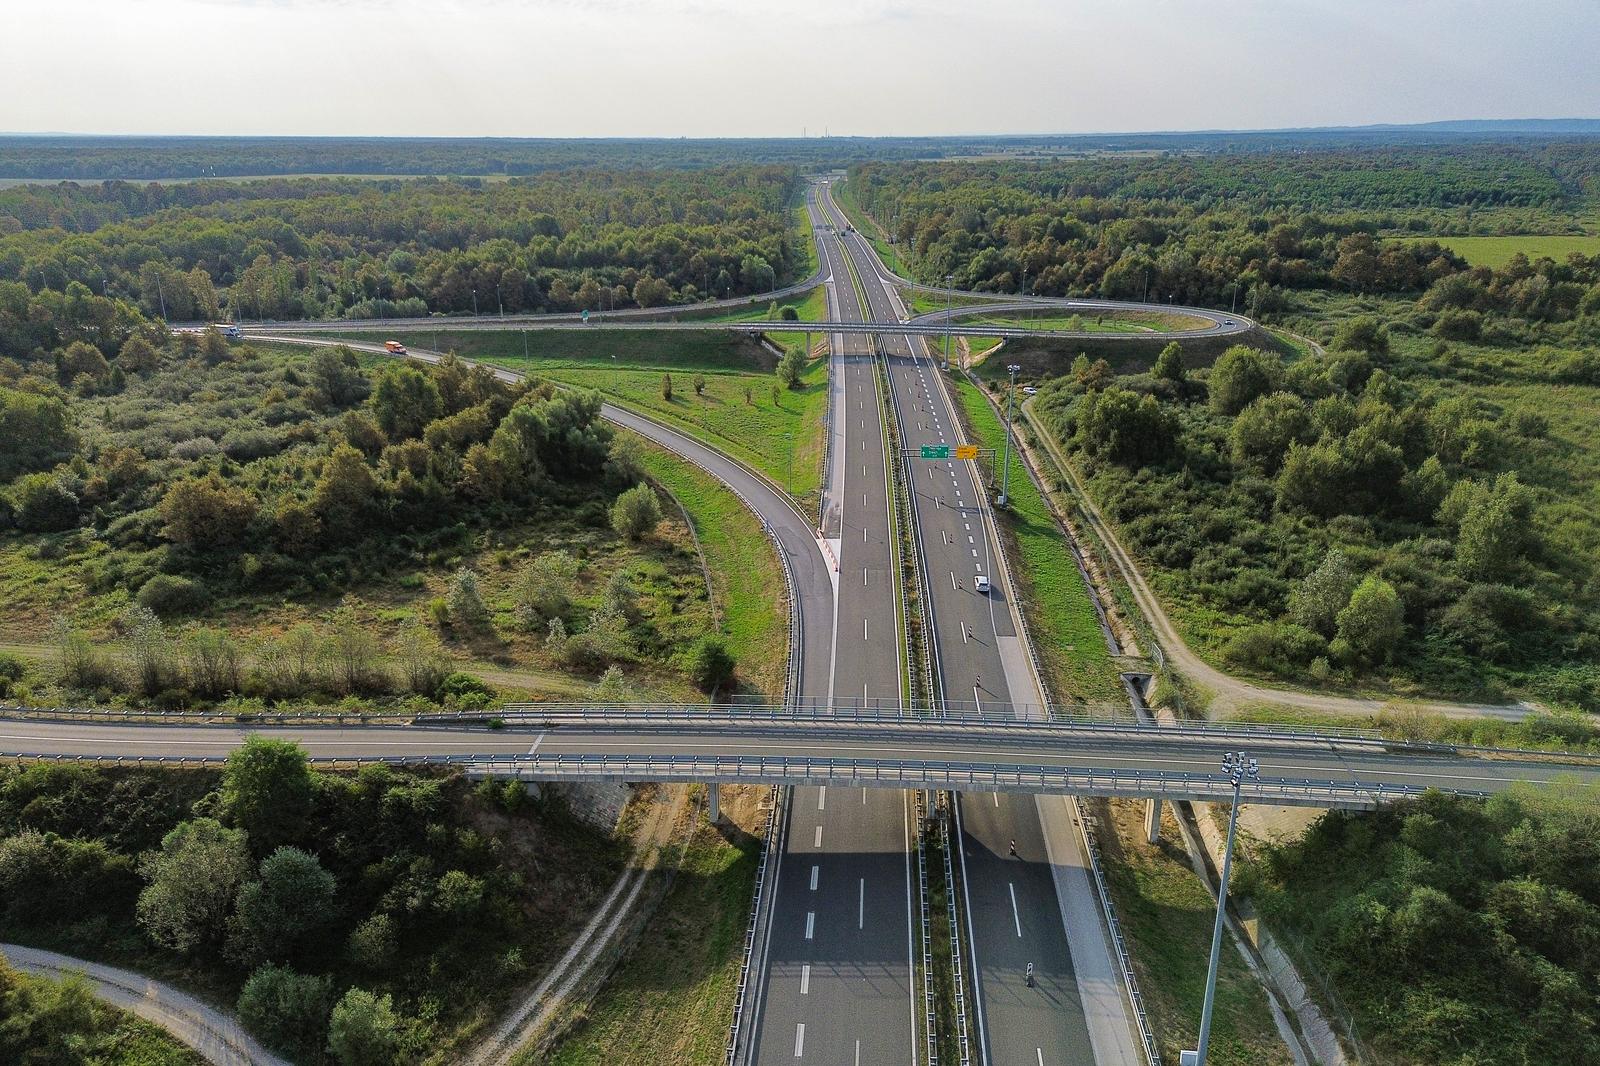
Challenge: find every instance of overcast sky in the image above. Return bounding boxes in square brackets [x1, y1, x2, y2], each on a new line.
[3, 0, 1595, 137]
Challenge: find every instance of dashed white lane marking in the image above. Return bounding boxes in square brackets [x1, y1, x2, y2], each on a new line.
[801, 964, 811, 994]
[1037, 1050, 1044, 1066]
[1009, 882, 1023, 937]
[950, 571, 957, 590]
[810, 865, 819, 890]
[972, 549, 979, 557]
[528, 734, 545, 755]
[795, 1022, 806, 1057]
[805, 912, 816, 940]
[863, 618, 868, 640]
[814, 826, 823, 848]
[818, 787, 827, 811]
[994, 793, 1001, 807]
[859, 878, 865, 928]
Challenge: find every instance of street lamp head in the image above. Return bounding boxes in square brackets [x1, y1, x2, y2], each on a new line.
[1007, 363, 1021, 375]
[1221, 750, 1259, 786]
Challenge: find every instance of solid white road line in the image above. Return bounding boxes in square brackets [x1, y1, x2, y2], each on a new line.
[1009, 882, 1023, 937]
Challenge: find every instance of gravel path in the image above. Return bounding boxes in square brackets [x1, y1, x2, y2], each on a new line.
[3, 943, 288, 1066]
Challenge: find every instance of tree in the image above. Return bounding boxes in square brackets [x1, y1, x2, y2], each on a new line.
[124, 604, 175, 696]
[236, 965, 332, 1061]
[688, 635, 735, 693]
[1229, 392, 1313, 472]
[346, 913, 398, 971]
[1334, 576, 1404, 667]
[0, 387, 76, 480]
[1154, 341, 1185, 383]
[10, 473, 78, 533]
[1288, 549, 1359, 638]
[1208, 346, 1281, 415]
[309, 347, 369, 407]
[158, 474, 259, 547]
[661, 373, 673, 401]
[777, 346, 805, 388]
[327, 987, 402, 1066]
[446, 567, 489, 629]
[136, 818, 252, 954]
[228, 847, 337, 966]
[1456, 473, 1535, 581]
[369, 365, 441, 440]
[1074, 387, 1178, 466]
[312, 443, 379, 529]
[513, 551, 579, 628]
[610, 483, 661, 540]
[692, 372, 707, 396]
[1331, 316, 1390, 355]
[222, 736, 314, 853]
[116, 334, 160, 373]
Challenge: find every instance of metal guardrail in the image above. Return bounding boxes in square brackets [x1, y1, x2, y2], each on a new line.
[915, 791, 939, 1065]
[937, 794, 973, 1066]
[1077, 802, 1164, 1065]
[725, 785, 781, 1066]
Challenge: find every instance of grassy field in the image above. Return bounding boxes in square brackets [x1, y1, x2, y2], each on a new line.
[0, 964, 208, 1065]
[950, 378, 1121, 704]
[1092, 798, 1292, 1066]
[635, 436, 787, 696]
[1398, 233, 1600, 268]
[538, 786, 768, 1066]
[378, 329, 830, 507]
[965, 309, 1211, 333]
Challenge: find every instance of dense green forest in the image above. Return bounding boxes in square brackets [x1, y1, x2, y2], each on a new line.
[0, 284, 739, 707]
[847, 142, 1600, 308]
[4, 128, 1597, 179]
[1241, 788, 1600, 1065]
[0, 167, 805, 321]
[0, 742, 624, 1063]
[846, 143, 1600, 708]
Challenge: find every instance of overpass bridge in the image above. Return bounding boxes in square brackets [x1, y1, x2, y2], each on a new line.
[4, 704, 1593, 811]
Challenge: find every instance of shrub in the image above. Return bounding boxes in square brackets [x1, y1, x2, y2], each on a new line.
[445, 567, 489, 630]
[610, 482, 661, 540]
[170, 436, 222, 461]
[158, 473, 259, 547]
[236, 964, 332, 1060]
[438, 671, 494, 709]
[0, 652, 23, 698]
[136, 574, 209, 617]
[687, 635, 735, 693]
[11, 473, 78, 533]
[327, 987, 402, 1066]
[1221, 622, 1327, 676]
[1207, 346, 1282, 415]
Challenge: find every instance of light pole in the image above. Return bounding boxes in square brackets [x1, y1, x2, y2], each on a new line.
[942, 273, 954, 371]
[1186, 751, 1259, 1066]
[472, 288, 479, 316]
[998, 364, 1020, 507]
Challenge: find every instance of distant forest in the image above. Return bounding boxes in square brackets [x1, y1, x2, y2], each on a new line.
[2, 125, 1598, 179]
[0, 168, 806, 320]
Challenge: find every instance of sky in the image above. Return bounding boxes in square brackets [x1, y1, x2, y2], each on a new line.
[2, 0, 1596, 137]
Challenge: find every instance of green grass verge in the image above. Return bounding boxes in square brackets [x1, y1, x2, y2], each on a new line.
[1093, 798, 1293, 1066]
[635, 436, 787, 697]
[793, 201, 820, 279]
[832, 180, 912, 279]
[966, 309, 1206, 333]
[372, 329, 828, 507]
[1398, 233, 1600, 268]
[539, 794, 763, 1066]
[949, 378, 1121, 703]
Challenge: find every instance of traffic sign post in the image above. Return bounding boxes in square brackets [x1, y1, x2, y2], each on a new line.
[954, 445, 979, 460]
[919, 445, 951, 459]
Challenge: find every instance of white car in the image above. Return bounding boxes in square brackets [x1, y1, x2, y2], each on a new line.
[1022, 386, 1038, 396]
[974, 574, 991, 594]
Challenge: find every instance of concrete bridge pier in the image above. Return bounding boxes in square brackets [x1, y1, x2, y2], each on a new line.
[707, 782, 721, 823]
[1144, 797, 1163, 844]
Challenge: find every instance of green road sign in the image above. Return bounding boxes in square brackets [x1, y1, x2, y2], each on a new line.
[920, 445, 951, 459]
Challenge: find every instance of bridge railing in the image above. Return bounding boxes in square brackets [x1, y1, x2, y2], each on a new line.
[0, 750, 1489, 808]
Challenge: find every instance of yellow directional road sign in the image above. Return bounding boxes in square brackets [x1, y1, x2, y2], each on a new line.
[954, 445, 979, 460]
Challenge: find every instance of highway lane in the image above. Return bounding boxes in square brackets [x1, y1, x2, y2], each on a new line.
[743, 182, 915, 1066]
[821, 178, 1143, 1066]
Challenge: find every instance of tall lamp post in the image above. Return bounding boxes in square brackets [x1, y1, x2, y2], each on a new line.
[998, 364, 1021, 507]
[942, 273, 954, 371]
[1184, 751, 1259, 1066]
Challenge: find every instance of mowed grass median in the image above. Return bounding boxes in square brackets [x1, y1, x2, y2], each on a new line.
[950, 377, 1122, 704]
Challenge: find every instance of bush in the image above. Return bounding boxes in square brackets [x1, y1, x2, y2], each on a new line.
[1432, 309, 1482, 341]
[610, 482, 661, 540]
[159, 473, 259, 547]
[11, 473, 78, 533]
[136, 574, 209, 617]
[327, 987, 402, 1066]
[445, 567, 489, 630]
[438, 671, 494, 709]
[236, 964, 332, 1060]
[1207, 346, 1281, 415]
[687, 635, 735, 693]
[0, 652, 23, 698]
[1221, 622, 1327, 676]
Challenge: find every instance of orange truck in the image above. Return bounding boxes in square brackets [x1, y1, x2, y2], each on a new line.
[384, 340, 407, 354]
